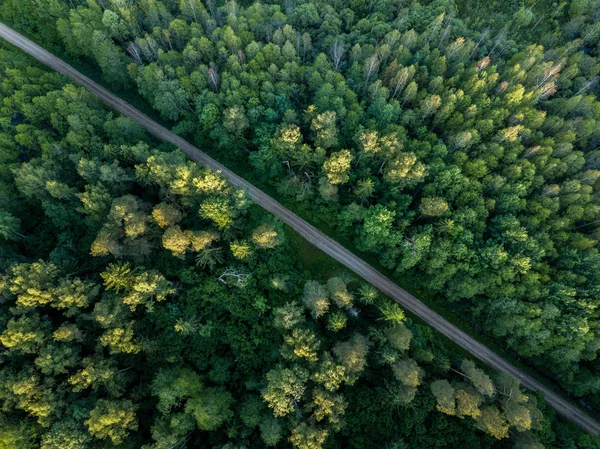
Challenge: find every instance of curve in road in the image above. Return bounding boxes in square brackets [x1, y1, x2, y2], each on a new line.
[1, 21, 598, 435]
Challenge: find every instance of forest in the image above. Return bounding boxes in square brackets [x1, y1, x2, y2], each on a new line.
[0, 0, 600, 448]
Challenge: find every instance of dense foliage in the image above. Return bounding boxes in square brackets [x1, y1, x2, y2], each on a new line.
[1, 0, 600, 447]
[1, 40, 599, 449]
[4, 0, 598, 403]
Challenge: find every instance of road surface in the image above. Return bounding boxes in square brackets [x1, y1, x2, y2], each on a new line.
[1, 21, 598, 435]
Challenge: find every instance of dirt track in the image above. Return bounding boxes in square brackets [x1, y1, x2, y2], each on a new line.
[2, 21, 599, 435]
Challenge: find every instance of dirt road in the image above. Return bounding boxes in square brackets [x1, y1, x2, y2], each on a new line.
[1, 21, 598, 435]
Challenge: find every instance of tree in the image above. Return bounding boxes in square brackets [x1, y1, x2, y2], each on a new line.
[199, 197, 235, 229]
[40, 420, 90, 449]
[312, 354, 346, 391]
[274, 302, 306, 330]
[101, 264, 174, 311]
[282, 328, 321, 362]
[392, 358, 423, 388]
[384, 323, 412, 352]
[162, 226, 192, 258]
[383, 153, 425, 186]
[185, 387, 234, 431]
[455, 387, 482, 419]
[86, 400, 137, 445]
[152, 368, 203, 414]
[303, 281, 330, 318]
[179, 0, 207, 23]
[223, 106, 249, 136]
[326, 277, 353, 308]
[34, 343, 79, 376]
[332, 334, 370, 383]
[0, 210, 21, 240]
[262, 366, 309, 417]
[260, 414, 283, 446]
[289, 423, 328, 449]
[327, 312, 348, 332]
[252, 224, 281, 249]
[311, 388, 347, 429]
[0, 315, 47, 354]
[311, 111, 338, 149]
[419, 197, 449, 217]
[377, 301, 406, 324]
[504, 400, 532, 432]
[0, 418, 37, 449]
[90, 195, 150, 258]
[358, 284, 379, 304]
[323, 150, 353, 185]
[239, 396, 264, 428]
[354, 178, 375, 204]
[68, 357, 122, 395]
[431, 380, 456, 415]
[460, 360, 495, 398]
[224, 240, 249, 261]
[475, 406, 509, 440]
[91, 32, 131, 87]
[152, 203, 183, 228]
[100, 326, 140, 354]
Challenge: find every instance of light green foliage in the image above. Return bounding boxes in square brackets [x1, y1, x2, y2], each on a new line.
[392, 358, 423, 388]
[99, 325, 140, 354]
[311, 111, 338, 149]
[0, 315, 47, 354]
[260, 414, 283, 447]
[0, 210, 21, 240]
[504, 400, 532, 432]
[289, 423, 329, 449]
[251, 223, 281, 249]
[377, 301, 405, 324]
[303, 281, 330, 319]
[263, 366, 309, 417]
[312, 354, 346, 392]
[186, 387, 234, 431]
[52, 324, 82, 342]
[326, 277, 353, 308]
[230, 240, 252, 259]
[455, 387, 483, 419]
[475, 406, 509, 440]
[332, 334, 370, 383]
[358, 284, 379, 305]
[384, 324, 412, 352]
[151, 368, 233, 431]
[419, 197, 449, 217]
[199, 197, 235, 229]
[68, 357, 120, 394]
[101, 263, 175, 311]
[273, 302, 306, 330]
[152, 203, 183, 228]
[327, 312, 348, 332]
[311, 388, 347, 429]
[40, 420, 90, 449]
[323, 150, 353, 185]
[223, 106, 249, 136]
[431, 380, 456, 415]
[85, 400, 137, 444]
[90, 195, 151, 258]
[282, 328, 321, 362]
[460, 359, 495, 398]
[162, 226, 192, 258]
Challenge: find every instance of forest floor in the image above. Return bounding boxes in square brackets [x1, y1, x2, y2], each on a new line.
[1, 21, 599, 435]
